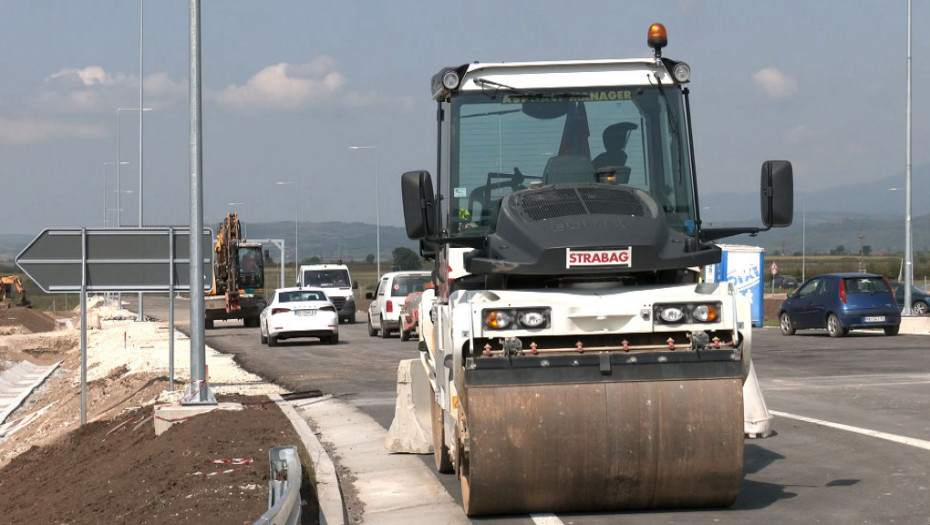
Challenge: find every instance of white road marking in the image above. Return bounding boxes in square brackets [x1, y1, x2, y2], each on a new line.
[762, 373, 930, 391]
[531, 514, 565, 525]
[770, 410, 930, 451]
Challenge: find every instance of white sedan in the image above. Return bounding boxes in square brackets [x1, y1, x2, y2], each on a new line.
[260, 288, 339, 346]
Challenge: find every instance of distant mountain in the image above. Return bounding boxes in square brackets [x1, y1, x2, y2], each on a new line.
[700, 163, 930, 226]
[2, 164, 928, 263]
[242, 221, 419, 262]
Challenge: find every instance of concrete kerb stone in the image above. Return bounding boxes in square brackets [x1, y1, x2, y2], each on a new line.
[900, 316, 930, 334]
[270, 393, 345, 525]
[297, 394, 469, 525]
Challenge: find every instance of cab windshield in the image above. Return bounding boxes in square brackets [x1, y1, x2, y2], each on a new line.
[449, 86, 694, 236]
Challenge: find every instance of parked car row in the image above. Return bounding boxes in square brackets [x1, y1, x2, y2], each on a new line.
[772, 275, 798, 289]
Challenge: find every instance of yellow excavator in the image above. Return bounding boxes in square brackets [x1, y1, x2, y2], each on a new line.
[204, 213, 266, 329]
[0, 275, 31, 308]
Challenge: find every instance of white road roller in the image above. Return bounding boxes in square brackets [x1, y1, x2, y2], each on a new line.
[393, 23, 792, 516]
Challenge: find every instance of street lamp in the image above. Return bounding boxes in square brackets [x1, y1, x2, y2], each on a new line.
[349, 145, 380, 277]
[275, 181, 299, 279]
[103, 161, 130, 227]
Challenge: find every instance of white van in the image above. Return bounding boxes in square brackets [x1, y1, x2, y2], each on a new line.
[297, 264, 358, 323]
[366, 271, 432, 338]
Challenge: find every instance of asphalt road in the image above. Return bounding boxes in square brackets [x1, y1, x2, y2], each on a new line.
[134, 295, 930, 524]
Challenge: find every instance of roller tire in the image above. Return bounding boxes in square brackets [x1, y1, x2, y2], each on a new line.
[884, 325, 900, 336]
[827, 314, 848, 338]
[779, 311, 796, 335]
[328, 332, 339, 345]
[431, 387, 453, 473]
[380, 323, 391, 338]
[268, 334, 278, 347]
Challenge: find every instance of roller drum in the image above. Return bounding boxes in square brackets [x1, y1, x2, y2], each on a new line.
[459, 378, 744, 515]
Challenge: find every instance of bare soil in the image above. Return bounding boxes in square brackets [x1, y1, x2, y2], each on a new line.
[0, 307, 318, 524]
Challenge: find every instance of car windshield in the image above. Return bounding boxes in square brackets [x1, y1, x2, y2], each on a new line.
[390, 275, 432, 297]
[843, 277, 891, 294]
[279, 291, 326, 303]
[302, 270, 350, 288]
[448, 85, 694, 237]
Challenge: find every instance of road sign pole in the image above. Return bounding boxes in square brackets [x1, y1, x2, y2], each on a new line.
[169, 227, 175, 393]
[80, 229, 87, 425]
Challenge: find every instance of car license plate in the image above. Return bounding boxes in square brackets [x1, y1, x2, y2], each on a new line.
[864, 316, 885, 323]
[296, 310, 315, 316]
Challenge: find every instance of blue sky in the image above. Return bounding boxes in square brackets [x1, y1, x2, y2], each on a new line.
[0, 1, 927, 235]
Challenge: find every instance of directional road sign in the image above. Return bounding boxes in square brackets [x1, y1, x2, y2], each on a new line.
[16, 227, 214, 293]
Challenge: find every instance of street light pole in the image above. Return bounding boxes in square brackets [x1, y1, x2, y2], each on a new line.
[116, 107, 153, 228]
[103, 161, 130, 227]
[349, 145, 380, 277]
[903, 0, 914, 315]
[139, 0, 145, 229]
[275, 181, 299, 280]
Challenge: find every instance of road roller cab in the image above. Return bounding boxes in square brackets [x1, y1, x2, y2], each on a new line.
[392, 23, 793, 516]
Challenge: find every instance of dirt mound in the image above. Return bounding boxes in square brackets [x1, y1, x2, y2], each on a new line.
[0, 307, 59, 334]
[0, 394, 314, 524]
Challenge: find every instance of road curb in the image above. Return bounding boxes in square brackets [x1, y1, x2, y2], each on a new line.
[270, 393, 345, 525]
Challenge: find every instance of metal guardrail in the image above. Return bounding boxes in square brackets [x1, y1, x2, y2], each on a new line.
[254, 446, 302, 525]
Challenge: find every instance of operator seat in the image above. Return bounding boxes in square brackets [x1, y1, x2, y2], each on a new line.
[542, 155, 597, 185]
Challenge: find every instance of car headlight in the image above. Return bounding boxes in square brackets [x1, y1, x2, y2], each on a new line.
[654, 303, 720, 324]
[483, 308, 550, 330]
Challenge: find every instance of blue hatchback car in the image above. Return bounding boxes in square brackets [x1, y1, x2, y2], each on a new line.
[779, 273, 901, 337]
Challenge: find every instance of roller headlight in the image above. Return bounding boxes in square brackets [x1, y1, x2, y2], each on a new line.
[692, 304, 718, 322]
[483, 308, 550, 330]
[672, 61, 691, 83]
[441, 69, 460, 90]
[519, 311, 547, 328]
[654, 303, 721, 324]
[657, 306, 685, 323]
[485, 311, 513, 329]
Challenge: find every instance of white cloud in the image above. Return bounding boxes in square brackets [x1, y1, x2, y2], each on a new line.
[214, 57, 347, 112]
[39, 66, 184, 114]
[0, 117, 106, 145]
[214, 56, 415, 113]
[47, 65, 129, 88]
[145, 72, 187, 100]
[753, 67, 798, 99]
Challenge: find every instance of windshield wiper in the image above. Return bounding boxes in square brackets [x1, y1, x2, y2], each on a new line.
[474, 77, 587, 99]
